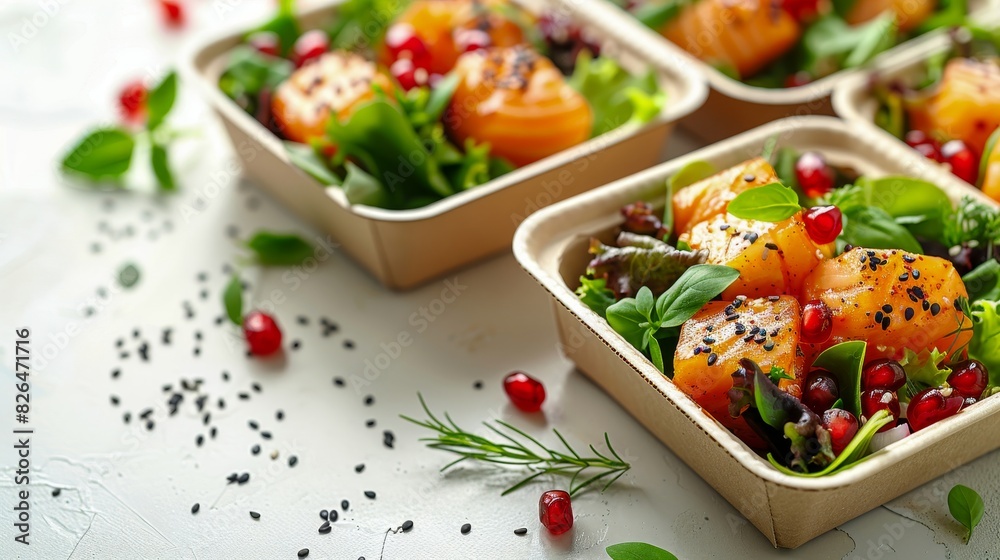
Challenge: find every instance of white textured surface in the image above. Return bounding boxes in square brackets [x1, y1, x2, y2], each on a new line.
[1, 1, 999, 559]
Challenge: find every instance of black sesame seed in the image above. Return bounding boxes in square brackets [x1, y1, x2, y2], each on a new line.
[341, 500, 349, 511]
[227, 473, 238, 484]
[898, 273, 909, 281]
[276, 410, 284, 421]
[343, 340, 355, 349]
[744, 232, 759, 243]
[261, 431, 272, 440]
[366, 419, 376, 428]
[252, 383, 262, 393]
[252, 444, 261, 455]
[110, 395, 120, 406]
[473, 381, 483, 389]
[875, 311, 884, 323]
[719, 224, 731, 231]
[923, 300, 931, 311]
[693, 347, 703, 356]
[297, 549, 309, 558]
[297, 316, 309, 325]
[768, 295, 780, 302]
[291, 340, 301, 350]
[764, 243, 779, 251]
[123, 412, 131, 424]
[903, 254, 916, 263]
[364, 491, 376, 499]
[191, 503, 200, 514]
[146, 420, 155, 430]
[320, 510, 328, 520]
[912, 287, 924, 299]
[249, 420, 259, 430]
[461, 523, 472, 534]
[239, 392, 250, 400]
[238, 473, 250, 484]
[196, 435, 204, 447]
[401, 520, 413, 532]
[318, 521, 331, 534]
[52, 488, 61, 497]
[210, 427, 217, 439]
[111, 368, 121, 379]
[905, 308, 915, 321]
[930, 303, 941, 316]
[707, 353, 718, 366]
[703, 337, 716, 345]
[328, 510, 338, 522]
[514, 528, 528, 536]
[912, 269, 920, 279]
[364, 395, 374, 406]
[764, 340, 775, 351]
[334, 377, 345, 387]
[288, 456, 298, 467]
[222, 371, 230, 381]
[249, 511, 260, 519]
[882, 304, 893, 314]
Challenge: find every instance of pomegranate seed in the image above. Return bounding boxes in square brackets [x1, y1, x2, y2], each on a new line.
[385, 23, 431, 67]
[538, 490, 573, 535]
[821, 408, 859, 456]
[293, 30, 329, 67]
[800, 299, 833, 344]
[781, 0, 821, 22]
[784, 71, 812, 88]
[795, 152, 836, 198]
[248, 31, 281, 57]
[907, 387, 964, 431]
[861, 359, 907, 391]
[243, 311, 283, 356]
[802, 370, 839, 414]
[455, 28, 492, 53]
[158, 0, 185, 28]
[947, 360, 989, 400]
[861, 389, 900, 432]
[803, 206, 843, 245]
[118, 80, 147, 123]
[940, 139, 979, 184]
[391, 58, 428, 91]
[503, 371, 546, 412]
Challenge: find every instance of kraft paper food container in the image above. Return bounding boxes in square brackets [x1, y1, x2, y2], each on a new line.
[186, 0, 707, 290]
[567, 0, 996, 143]
[513, 116, 1000, 548]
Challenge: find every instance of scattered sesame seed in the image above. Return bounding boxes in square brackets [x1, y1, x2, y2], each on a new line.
[252, 383, 262, 393]
[320, 510, 328, 520]
[191, 503, 200, 514]
[355, 464, 365, 473]
[461, 523, 472, 534]
[297, 316, 309, 325]
[342, 500, 349, 510]
[261, 431, 272, 440]
[297, 549, 309, 558]
[930, 303, 941, 316]
[291, 340, 301, 350]
[366, 419, 376, 427]
[318, 521, 331, 534]
[707, 353, 718, 366]
[249, 511, 260, 519]
[52, 488, 61, 497]
[110, 395, 120, 406]
[514, 528, 528, 536]
[898, 273, 909, 281]
[882, 304, 893, 314]
[276, 410, 285, 421]
[912, 269, 920, 279]
[111, 368, 121, 379]
[364, 491, 376, 499]
[343, 340, 355, 349]
[227, 473, 238, 484]
[252, 445, 261, 455]
[473, 381, 483, 389]
[401, 520, 413, 532]
[249, 420, 259, 430]
[238, 473, 250, 484]
[334, 377, 345, 387]
[364, 395, 374, 406]
[905, 308, 915, 321]
[289, 456, 298, 467]
[329, 510, 338, 522]
[763, 340, 775, 352]
[196, 435, 204, 447]
[875, 311, 884, 323]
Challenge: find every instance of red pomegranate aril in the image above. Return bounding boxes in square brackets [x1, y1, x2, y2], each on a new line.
[802, 370, 840, 414]
[158, 0, 185, 28]
[861, 389, 900, 432]
[391, 58, 428, 91]
[861, 359, 907, 391]
[455, 28, 492, 53]
[821, 408, 859, 455]
[504, 371, 546, 412]
[293, 30, 329, 66]
[248, 31, 281, 57]
[947, 360, 989, 400]
[800, 299, 833, 344]
[538, 490, 573, 535]
[907, 387, 964, 431]
[243, 311, 283, 356]
[385, 23, 431, 66]
[803, 206, 843, 245]
[795, 152, 836, 198]
[940, 139, 979, 184]
[781, 0, 820, 22]
[118, 80, 148, 123]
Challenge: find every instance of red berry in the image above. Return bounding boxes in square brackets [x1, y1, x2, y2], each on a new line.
[800, 299, 833, 344]
[821, 408, 859, 456]
[784, 71, 812, 88]
[781, 0, 821, 22]
[293, 30, 329, 67]
[243, 311, 283, 356]
[803, 206, 843, 245]
[455, 28, 492, 53]
[907, 387, 964, 432]
[503, 371, 546, 413]
[861, 389, 900, 432]
[118, 80, 147, 123]
[940, 139, 979, 184]
[248, 31, 281, 57]
[802, 370, 839, 414]
[391, 58, 428, 91]
[947, 360, 989, 400]
[538, 490, 573, 535]
[158, 0, 185, 28]
[385, 23, 431, 67]
[861, 359, 907, 392]
[795, 152, 835, 198]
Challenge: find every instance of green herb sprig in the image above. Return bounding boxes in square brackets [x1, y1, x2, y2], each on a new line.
[948, 484, 984, 543]
[402, 394, 631, 497]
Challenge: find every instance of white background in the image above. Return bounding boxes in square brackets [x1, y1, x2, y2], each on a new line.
[1, 0, 999, 558]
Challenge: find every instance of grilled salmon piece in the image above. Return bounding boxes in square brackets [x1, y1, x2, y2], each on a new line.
[271, 51, 393, 143]
[846, 0, 936, 32]
[906, 58, 1000, 155]
[673, 296, 805, 449]
[445, 46, 592, 167]
[800, 248, 971, 361]
[661, 0, 801, 79]
[672, 157, 780, 236]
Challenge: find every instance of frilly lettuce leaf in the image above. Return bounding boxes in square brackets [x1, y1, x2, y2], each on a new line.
[576, 276, 616, 318]
[569, 52, 666, 136]
[587, 232, 707, 299]
[898, 347, 952, 403]
[969, 300, 1000, 386]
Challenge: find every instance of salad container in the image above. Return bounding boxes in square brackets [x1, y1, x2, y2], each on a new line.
[186, 0, 707, 290]
[512, 116, 1000, 548]
[568, 0, 996, 143]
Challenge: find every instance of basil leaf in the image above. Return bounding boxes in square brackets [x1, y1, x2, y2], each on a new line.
[606, 542, 678, 560]
[851, 176, 952, 240]
[118, 263, 141, 289]
[948, 484, 984, 543]
[146, 71, 177, 131]
[963, 260, 1000, 302]
[841, 206, 923, 253]
[843, 14, 896, 69]
[150, 143, 175, 191]
[726, 183, 801, 222]
[633, 1, 686, 30]
[810, 341, 866, 417]
[606, 299, 647, 349]
[655, 264, 740, 327]
[979, 127, 1000, 186]
[284, 142, 340, 185]
[753, 365, 792, 428]
[668, 160, 715, 192]
[767, 409, 893, 477]
[61, 128, 135, 180]
[246, 231, 314, 266]
[576, 276, 616, 318]
[223, 275, 244, 326]
[342, 161, 389, 207]
[636, 286, 655, 321]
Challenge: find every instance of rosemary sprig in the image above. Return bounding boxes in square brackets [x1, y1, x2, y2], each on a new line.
[401, 394, 631, 497]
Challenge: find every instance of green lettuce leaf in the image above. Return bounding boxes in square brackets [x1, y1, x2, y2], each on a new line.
[969, 300, 1000, 386]
[587, 232, 707, 299]
[576, 276, 617, 318]
[898, 347, 951, 402]
[569, 53, 666, 136]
